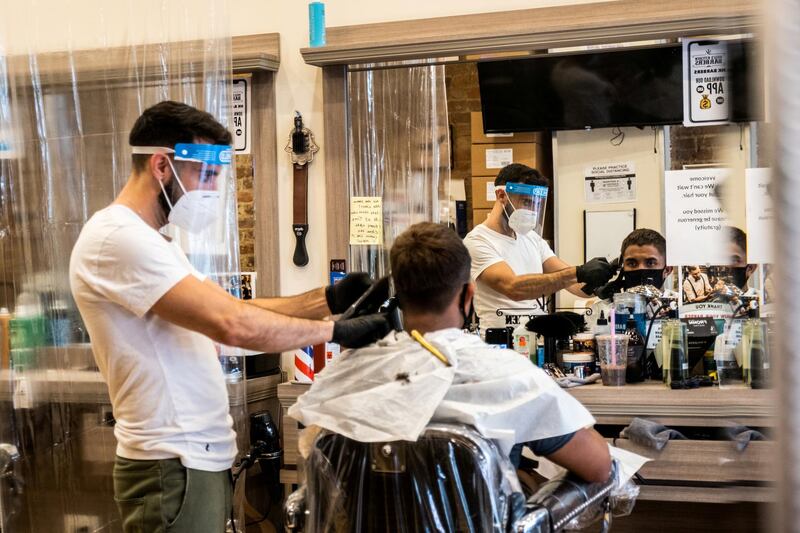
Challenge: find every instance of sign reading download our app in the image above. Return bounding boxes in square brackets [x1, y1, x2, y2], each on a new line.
[683, 39, 729, 127]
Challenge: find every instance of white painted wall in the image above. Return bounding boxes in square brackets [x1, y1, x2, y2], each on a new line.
[2, 0, 604, 296]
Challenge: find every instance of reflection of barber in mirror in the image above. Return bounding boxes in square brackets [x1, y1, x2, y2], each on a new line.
[683, 265, 713, 303]
[464, 164, 616, 329]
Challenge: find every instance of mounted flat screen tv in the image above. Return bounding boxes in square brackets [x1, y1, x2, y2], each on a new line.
[477, 41, 761, 132]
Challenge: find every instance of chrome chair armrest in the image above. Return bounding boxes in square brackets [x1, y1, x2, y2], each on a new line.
[284, 485, 307, 532]
[513, 460, 618, 533]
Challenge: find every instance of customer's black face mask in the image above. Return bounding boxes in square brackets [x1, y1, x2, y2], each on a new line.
[459, 284, 474, 329]
[619, 269, 665, 290]
[730, 267, 750, 289]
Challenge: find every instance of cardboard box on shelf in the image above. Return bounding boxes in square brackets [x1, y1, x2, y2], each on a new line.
[471, 112, 543, 144]
[471, 209, 492, 229]
[471, 176, 498, 209]
[471, 142, 543, 177]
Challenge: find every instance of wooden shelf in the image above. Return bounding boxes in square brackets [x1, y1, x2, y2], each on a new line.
[0, 354, 283, 406]
[301, 0, 758, 66]
[568, 381, 775, 427]
[5, 32, 280, 83]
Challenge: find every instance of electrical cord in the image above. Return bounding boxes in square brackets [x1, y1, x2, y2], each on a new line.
[643, 301, 678, 362]
[610, 127, 625, 146]
[229, 442, 283, 533]
[652, 126, 658, 154]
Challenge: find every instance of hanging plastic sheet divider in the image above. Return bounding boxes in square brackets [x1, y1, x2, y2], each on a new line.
[347, 62, 452, 278]
[0, 2, 247, 530]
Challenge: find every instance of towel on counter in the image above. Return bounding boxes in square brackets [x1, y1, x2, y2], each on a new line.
[555, 373, 602, 388]
[620, 418, 687, 451]
[719, 425, 766, 452]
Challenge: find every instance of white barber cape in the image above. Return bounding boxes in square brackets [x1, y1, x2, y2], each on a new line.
[288, 328, 595, 455]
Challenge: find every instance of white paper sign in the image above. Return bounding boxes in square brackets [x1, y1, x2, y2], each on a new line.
[664, 169, 729, 265]
[646, 320, 664, 350]
[683, 39, 729, 127]
[349, 196, 383, 245]
[230, 77, 251, 154]
[584, 161, 636, 203]
[485, 181, 497, 202]
[745, 168, 773, 264]
[485, 148, 513, 169]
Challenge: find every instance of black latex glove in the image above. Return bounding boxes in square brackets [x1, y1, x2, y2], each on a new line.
[326, 272, 372, 315]
[332, 313, 393, 348]
[595, 277, 622, 300]
[576, 257, 616, 292]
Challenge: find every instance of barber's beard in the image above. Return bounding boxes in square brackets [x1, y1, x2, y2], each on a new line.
[157, 178, 179, 226]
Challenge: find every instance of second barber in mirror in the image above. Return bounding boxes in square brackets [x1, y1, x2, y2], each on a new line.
[464, 164, 615, 329]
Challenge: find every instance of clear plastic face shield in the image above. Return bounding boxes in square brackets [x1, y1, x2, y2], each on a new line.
[131, 142, 232, 234]
[497, 181, 548, 236]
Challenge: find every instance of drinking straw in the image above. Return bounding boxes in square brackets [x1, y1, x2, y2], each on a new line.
[610, 311, 617, 366]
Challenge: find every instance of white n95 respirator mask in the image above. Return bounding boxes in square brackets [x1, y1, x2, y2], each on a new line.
[506, 203, 539, 235]
[131, 143, 232, 234]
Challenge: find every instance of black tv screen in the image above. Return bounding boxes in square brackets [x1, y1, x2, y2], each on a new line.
[477, 42, 760, 132]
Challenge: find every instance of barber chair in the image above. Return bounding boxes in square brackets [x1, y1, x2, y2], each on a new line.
[285, 424, 619, 533]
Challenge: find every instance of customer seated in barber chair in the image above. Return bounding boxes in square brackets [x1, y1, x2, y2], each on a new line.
[290, 222, 611, 485]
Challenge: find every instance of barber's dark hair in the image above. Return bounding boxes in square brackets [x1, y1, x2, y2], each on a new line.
[620, 228, 666, 260]
[728, 226, 747, 254]
[494, 163, 548, 187]
[390, 222, 471, 314]
[129, 100, 232, 172]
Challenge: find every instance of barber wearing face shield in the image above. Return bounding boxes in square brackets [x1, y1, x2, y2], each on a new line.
[69, 101, 390, 533]
[464, 164, 616, 330]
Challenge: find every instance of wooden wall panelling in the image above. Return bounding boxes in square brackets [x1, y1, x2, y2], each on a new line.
[322, 65, 351, 266]
[251, 71, 280, 297]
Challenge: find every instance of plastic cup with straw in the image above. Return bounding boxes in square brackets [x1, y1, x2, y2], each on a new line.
[598, 312, 626, 386]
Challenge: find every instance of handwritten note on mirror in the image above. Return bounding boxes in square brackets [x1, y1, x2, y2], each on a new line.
[349, 196, 383, 245]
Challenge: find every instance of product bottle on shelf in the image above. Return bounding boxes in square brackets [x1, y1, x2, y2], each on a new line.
[743, 319, 770, 389]
[624, 312, 646, 383]
[662, 320, 688, 386]
[0, 308, 10, 369]
[512, 323, 532, 358]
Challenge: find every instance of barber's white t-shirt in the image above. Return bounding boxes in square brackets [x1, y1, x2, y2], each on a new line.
[69, 204, 236, 472]
[464, 223, 555, 329]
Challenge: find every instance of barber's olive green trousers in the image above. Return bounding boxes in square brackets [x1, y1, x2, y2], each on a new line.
[113, 456, 232, 533]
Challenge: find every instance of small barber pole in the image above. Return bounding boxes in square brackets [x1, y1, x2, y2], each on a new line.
[294, 346, 314, 383]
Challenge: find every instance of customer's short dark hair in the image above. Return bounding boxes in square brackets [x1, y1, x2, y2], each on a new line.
[494, 163, 548, 187]
[390, 222, 471, 314]
[620, 228, 666, 259]
[129, 100, 232, 172]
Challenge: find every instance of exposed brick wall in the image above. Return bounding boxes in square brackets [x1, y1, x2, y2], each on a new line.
[235, 154, 255, 272]
[669, 124, 743, 168]
[445, 62, 482, 229]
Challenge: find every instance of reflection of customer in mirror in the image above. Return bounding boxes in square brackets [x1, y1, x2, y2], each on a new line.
[727, 226, 757, 290]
